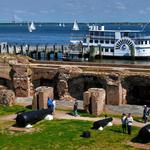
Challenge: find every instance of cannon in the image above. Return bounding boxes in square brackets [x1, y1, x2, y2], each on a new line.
[136, 124, 150, 143]
[93, 117, 113, 129]
[16, 107, 53, 127]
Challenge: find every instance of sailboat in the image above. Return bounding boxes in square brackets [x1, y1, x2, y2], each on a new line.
[72, 20, 79, 31]
[62, 23, 65, 27]
[28, 21, 36, 32]
[58, 23, 62, 27]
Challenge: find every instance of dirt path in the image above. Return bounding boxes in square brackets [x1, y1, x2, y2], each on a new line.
[54, 110, 148, 128]
[0, 110, 147, 128]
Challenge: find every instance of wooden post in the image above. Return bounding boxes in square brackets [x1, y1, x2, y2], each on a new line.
[44, 45, 47, 60]
[61, 45, 64, 54]
[6, 44, 9, 53]
[20, 45, 23, 55]
[99, 44, 102, 60]
[81, 44, 84, 60]
[36, 44, 39, 60]
[13, 45, 16, 54]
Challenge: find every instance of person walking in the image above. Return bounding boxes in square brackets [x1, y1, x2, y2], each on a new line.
[126, 113, 133, 135]
[143, 105, 149, 123]
[121, 113, 127, 133]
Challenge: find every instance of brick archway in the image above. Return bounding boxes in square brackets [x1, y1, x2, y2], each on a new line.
[0, 77, 14, 90]
[68, 74, 107, 100]
[122, 76, 150, 106]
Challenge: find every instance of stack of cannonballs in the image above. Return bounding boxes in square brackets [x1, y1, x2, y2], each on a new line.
[0, 89, 15, 106]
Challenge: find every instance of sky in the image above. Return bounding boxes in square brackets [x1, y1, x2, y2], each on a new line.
[1, 0, 150, 22]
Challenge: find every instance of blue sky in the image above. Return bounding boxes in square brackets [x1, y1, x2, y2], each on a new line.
[1, 0, 150, 22]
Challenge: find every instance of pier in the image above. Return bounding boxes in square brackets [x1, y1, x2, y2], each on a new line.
[0, 42, 90, 61]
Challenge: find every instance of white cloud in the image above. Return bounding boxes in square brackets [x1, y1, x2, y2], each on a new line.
[115, 2, 126, 10]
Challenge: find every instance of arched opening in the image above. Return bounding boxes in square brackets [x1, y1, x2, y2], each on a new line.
[68, 75, 106, 100]
[0, 77, 13, 90]
[122, 76, 150, 106]
[32, 78, 58, 99]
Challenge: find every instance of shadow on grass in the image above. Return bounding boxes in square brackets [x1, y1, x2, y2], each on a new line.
[26, 105, 32, 110]
[110, 128, 123, 133]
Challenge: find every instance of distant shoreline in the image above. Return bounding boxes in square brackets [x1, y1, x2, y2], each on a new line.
[0, 22, 148, 25]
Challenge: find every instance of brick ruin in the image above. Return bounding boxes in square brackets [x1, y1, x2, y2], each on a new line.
[1, 55, 150, 107]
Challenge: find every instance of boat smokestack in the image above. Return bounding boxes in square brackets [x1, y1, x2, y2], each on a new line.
[101, 26, 105, 31]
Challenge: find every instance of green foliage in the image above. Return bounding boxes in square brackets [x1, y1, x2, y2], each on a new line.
[0, 120, 141, 150]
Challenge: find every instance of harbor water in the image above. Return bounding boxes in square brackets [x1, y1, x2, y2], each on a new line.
[1, 23, 150, 64]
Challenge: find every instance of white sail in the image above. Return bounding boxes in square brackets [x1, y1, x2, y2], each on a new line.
[72, 20, 79, 31]
[59, 23, 62, 27]
[28, 21, 36, 32]
[28, 22, 32, 32]
[30, 21, 36, 30]
[62, 23, 65, 27]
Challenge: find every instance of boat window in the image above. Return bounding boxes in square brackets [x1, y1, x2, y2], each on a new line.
[95, 40, 98, 43]
[105, 40, 109, 44]
[90, 40, 93, 43]
[100, 32, 104, 36]
[111, 40, 115, 44]
[90, 32, 94, 36]
[124, 32, 129, 37]
[94, 32, 99, 36]
[141, 41, 143, 45]
[100, 40, 104, 43]
[105, 48, 109, 52]
[110, 49, 114, 53]
[145, 41, 147, 45]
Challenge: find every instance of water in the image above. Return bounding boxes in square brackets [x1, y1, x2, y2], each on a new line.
[1, 22, 150, 64]
[0, 23, 88, 44]
[0, 23, 150, 45]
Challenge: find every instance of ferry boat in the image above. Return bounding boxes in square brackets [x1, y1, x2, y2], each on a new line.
[82, 25, 150, 59]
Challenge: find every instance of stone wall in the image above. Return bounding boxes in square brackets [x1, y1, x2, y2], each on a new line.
[83, 88, 106, 115]
[32, 86, 53, 110]
[0, 89, 15, 106]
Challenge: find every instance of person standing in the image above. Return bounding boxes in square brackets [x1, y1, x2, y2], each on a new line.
[121, 113, 127, 133]
[47, 97, 53, 109]
[143, 105, 149, 123]
[52, 99, 56, 114]
[73, 100, 78, 116]
[126, 113, 133, 135]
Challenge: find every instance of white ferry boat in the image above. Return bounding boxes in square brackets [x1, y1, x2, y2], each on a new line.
[82, 25, 150, 59]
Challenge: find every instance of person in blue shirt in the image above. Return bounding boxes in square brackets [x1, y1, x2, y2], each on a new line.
[47, 97, 54, 109]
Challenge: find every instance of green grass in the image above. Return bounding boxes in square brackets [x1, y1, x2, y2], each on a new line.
[0, 119, 145, 150]
[0, 105, 31, 116]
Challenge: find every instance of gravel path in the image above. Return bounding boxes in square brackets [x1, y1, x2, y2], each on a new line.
[0, 110, 148, 128]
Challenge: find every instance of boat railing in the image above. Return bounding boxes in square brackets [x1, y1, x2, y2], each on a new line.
[88, 35, 115, 40]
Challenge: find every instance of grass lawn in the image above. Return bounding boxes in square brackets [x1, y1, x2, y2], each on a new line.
[0, 105, 31, 116]
[0, 119, 145, 150]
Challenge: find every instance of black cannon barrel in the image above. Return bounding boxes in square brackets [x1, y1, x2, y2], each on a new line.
[93, 117, 113, 129]
[137, 124, 150, 143]
[16, 108, 53, 127]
